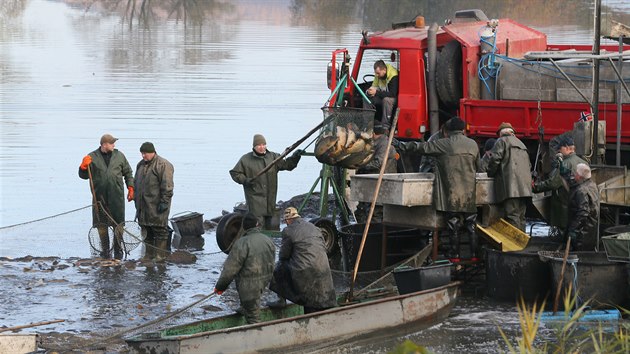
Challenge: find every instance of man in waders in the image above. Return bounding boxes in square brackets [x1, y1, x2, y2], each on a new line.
[394, 117, 480, 260]
[567, 163, 600, 251]
[479, 122, 532, 231]
[79, 133, 134, 259]
[134, 142, 174, 262]
[268, 207, 337, 314]
[214, 213, 275, 324]
[533, 134, 588, 242]
[230, 134, 302, 229]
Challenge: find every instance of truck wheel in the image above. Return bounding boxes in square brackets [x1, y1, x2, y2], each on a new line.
[310, 217, 339, 256]
[216, 212, 244, 254]
[436, 40, 462, 108]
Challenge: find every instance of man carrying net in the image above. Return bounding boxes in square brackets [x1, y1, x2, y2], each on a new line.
[79, 133, 134, 259]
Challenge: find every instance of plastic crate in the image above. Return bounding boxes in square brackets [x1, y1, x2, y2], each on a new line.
[602, 232, 630, 263]
[170, 211, 204, 237]
[393, 261, 452, 295]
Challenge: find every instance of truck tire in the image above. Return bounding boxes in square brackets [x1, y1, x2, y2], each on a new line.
[436, 40, 463, 108]
[216, 212, 244, 254]
[309, 217, 339, 256]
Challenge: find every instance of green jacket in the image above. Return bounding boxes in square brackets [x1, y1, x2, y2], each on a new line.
[215, 228, 276, 302]
[79, 148, 134, 226]
[483, 135, 532, 203]
[277, 218, 337, 309]
[533, 153, 588, 228]
[134, 155, 174, 227]
[230, 150, 300, 218]
[399, 131, 479, 213]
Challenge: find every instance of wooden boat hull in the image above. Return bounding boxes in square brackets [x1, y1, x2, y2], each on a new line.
[126, 282, 460, 354]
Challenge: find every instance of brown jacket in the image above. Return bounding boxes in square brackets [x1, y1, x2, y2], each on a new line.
[134, 155, 174, 227]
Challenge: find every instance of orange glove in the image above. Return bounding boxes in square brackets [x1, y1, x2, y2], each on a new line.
[214, 288, 223, 295]
[80, 155, 92, 170]
[127, 186, 134, 202]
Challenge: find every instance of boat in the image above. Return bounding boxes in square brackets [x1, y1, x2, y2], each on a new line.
[125, 282, 461, 354]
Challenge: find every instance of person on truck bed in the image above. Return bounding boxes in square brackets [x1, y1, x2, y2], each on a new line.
[479, 123, 531, 232]
[230, 134, 303, 229]
[533, 134, 588, 237]
[393, 117, 480, 260]
[364, 60, 399, 129]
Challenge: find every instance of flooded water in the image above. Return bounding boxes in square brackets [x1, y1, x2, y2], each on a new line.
[1, 0, 629, 352]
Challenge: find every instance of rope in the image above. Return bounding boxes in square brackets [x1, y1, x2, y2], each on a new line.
[0, 205, 93, 230]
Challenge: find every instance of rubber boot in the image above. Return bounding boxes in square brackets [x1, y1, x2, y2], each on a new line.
[113, 231, 124, 260]
[447, 215, 462, 260]
[266, 297, 287, 309]
[154, 237, 171, 263]
[465, 214, 479, 261]
[98, 226, 111, 259]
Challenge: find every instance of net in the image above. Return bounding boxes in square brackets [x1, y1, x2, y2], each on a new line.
[116, 221, 146, 252]
[315, 107, 375, 169]
[88, 224, 115, 257]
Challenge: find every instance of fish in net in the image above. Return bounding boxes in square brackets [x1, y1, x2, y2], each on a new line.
[315, 107, 375, 169]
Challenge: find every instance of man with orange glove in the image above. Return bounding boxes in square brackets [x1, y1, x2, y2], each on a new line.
[79, 134, 134, 259]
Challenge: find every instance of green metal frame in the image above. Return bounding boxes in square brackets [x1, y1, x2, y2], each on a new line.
[296, 70, 368, 225]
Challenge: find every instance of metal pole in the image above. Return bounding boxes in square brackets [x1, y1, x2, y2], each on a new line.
[617, 36, 624, 166]
[592, 0, 602, 164]
[428, 23, 439, 134]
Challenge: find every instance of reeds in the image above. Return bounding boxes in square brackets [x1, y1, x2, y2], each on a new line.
[499, 285, 630, 354]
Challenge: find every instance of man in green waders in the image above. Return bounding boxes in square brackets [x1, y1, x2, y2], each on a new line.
[79, 133, 134, 259]
[214, 213, 275, 324]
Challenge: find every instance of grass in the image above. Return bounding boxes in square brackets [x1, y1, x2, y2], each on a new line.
[498, 285, 630, 354]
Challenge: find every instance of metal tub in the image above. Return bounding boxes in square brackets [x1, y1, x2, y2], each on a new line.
[351, 173, 496, 207]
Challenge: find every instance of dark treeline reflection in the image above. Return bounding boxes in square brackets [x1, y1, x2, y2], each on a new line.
[2, 1, 628, 34]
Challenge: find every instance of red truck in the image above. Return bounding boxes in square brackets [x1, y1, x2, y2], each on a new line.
[327, 9, 630, 168]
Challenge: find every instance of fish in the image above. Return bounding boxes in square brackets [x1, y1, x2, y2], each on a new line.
[335, 126, 347, 150]
[360, 131, 373, 141]
[315, 136, 337, 160]
[345, 138, 366, 154]
[345, 127, 358, 149]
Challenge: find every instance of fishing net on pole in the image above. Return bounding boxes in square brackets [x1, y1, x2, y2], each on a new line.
[115, 220, 145, 252]
[88, 224, 116, 257]
[315, 107, 375, 169]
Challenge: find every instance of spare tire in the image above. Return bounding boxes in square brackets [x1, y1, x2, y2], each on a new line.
[436, 40, 463, 108]
[216, 212, 244, 254]
[309, 217, 339, 256]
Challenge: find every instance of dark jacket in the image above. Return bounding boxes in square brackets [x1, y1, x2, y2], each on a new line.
[567, 178, 600, 250]
[482, 135, 532, 202]
[272, 218, 337, 309]
[230, 150, 300, 218]
[79, 148, 134, 226]
[533, 153, 588, 228]
[215, 228, 276, 302]
[399, 131, 479, 213]
[357, 134, 397, 174]
[134, 155, 174, 227]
